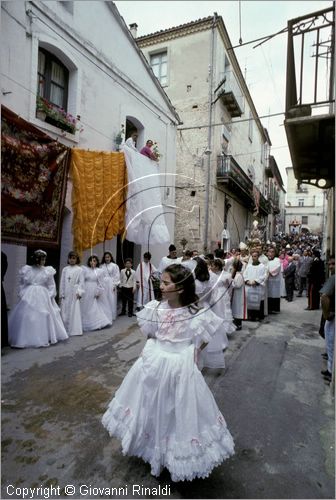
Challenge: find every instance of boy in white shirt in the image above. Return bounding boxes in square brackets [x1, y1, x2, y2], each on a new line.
[119, 259, 137, 317]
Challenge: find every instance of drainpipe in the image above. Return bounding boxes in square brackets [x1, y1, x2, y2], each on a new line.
[203, 13, 217, 252]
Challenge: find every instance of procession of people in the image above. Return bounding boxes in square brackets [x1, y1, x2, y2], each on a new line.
[4, 229, 334, 482]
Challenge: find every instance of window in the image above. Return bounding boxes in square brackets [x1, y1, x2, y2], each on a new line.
[37, 48, 69, 109]
[302, 216, 308, 224]
[298, 199, 304, 207]
[150, 51, 167, 86]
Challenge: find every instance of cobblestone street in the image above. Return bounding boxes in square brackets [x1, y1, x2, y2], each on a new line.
[1, 297, 334, 499]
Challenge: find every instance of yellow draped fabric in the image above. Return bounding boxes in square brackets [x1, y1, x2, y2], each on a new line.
[70, 149, 127, 254]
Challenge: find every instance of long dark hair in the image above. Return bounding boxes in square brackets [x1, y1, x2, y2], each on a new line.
[87, 255, 99, 267]
[31, 250, 47, 266]
[231, 258, 242, 279]
[101, 251, 115, 264]
[193, 257, 210, 282]
[163, 264, 199, 312]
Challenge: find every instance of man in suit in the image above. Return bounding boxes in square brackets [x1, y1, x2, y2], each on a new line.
[297, 249, 313, 297]
[283, 255, 296, 302]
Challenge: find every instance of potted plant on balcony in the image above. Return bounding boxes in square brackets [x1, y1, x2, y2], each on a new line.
[36, 96, 79, 134]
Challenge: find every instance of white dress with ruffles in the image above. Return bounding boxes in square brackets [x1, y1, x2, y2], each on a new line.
[195, 274, 235, 369]
[8, 265, 68, 348]
[102, 299, 234, 482]
[80, 267, 111, 331]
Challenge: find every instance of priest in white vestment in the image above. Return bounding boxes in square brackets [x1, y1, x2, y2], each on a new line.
[243, 250, 267, 321]
[158, 244, 182, 275]
[267, 247, 282, 313]
[135, 252, 157, 309]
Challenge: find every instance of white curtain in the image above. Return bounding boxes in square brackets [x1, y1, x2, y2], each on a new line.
[121, 144, 170, 245]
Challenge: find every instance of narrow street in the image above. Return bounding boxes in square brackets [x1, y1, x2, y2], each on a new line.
[1, 296, 334, 500]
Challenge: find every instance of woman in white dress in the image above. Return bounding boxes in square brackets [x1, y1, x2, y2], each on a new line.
[8, 249, 68, 348]
[102, 264, 234, 482]
[59, 251, 84, 336]
[100, 252, 120, 322]
[80, 255, 111, 332]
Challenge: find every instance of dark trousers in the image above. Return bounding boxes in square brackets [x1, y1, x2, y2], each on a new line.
[268, 297, 280, 312]
[285, 279, 294, 301]
[298, 276, 308, 295]
[121, 287, 134, 315]
[308, 283, 321, 310]
[248, 301, 264, 321]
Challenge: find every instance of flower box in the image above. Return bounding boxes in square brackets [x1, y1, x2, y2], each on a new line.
[36, 96, 79, 134]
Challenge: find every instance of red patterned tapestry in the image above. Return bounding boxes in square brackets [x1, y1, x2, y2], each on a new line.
[1, 106, 70, 247]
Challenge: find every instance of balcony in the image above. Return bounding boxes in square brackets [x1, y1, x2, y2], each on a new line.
[258, 190, 272, 216]
[269, 193, 280, 214]
[284, 6, 335, 189]
[216, 72, 244, 118]
[217, 154, 271, 215]
[217, 154, 253, 204]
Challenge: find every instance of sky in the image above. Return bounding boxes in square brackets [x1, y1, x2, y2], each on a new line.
[114, 0, 332, 186]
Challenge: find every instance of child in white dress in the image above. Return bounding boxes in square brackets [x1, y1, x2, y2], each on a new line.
[102, 264, 234, 482]
[8, 250, 68, 348]
[193, 257, 234, 369]
[80, 255, 111, 331]
[60, 251, 84, 336]
[100, 252, 120, 322]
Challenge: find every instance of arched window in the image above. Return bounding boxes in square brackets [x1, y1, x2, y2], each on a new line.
[37, 48, 69, 110]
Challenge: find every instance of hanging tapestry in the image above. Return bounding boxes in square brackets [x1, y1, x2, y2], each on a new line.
[1, 106, 70, 247]
[70, 149, 127, 254]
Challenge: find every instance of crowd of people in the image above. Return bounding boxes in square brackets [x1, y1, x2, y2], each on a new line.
[3, 233, 334, 481]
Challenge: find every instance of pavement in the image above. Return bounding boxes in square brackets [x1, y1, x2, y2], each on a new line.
[1, 296, 335, 499]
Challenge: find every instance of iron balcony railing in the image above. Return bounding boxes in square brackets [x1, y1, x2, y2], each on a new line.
[285, 6, 335, 115]
[217, 154, 271, 215]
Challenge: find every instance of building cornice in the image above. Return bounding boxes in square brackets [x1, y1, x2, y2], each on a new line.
[137, 17, 213, 47]
[137, 13, 269, 143]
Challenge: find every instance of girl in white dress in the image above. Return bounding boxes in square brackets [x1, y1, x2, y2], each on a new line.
[8, 250, 68, 348]
[100, 252, 120, 322]
[80, 255, 111, 332]
[60, 251, 84, 336]
[102, 264, 234, 482]
[193, 257, 233, 369]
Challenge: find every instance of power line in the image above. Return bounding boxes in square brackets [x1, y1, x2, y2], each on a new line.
[177, 111, 285, 131]
[228, 26, 288, 51]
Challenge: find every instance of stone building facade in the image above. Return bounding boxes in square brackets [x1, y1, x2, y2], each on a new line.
[136, 15, 282, 253]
